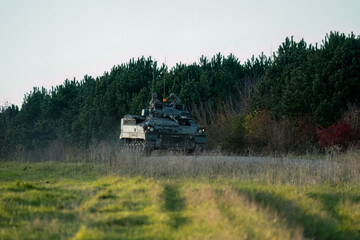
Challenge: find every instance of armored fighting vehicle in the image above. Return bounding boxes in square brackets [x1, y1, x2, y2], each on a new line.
[120, 93, 206, 153]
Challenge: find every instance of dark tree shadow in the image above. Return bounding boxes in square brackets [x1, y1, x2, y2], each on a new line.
[236, 188, 360, 240]
[307, 192, 360, 233]
[162, 184, 188, 229]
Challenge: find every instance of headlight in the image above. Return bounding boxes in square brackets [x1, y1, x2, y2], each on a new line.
[147, 126, 154, 132]
[198, 128, 206, 134]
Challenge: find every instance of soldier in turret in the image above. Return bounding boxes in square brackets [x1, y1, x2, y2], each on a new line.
[149, 93, 160, 109]
[167, 93, 181, 106]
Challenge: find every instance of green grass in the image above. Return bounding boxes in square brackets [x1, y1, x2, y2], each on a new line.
[0, 161, 359, 240]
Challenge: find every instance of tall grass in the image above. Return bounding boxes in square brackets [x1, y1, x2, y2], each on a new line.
[67, 143, 360, 185]
[5, 139, 360, 185]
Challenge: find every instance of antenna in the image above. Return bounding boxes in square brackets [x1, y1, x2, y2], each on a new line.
[152, 63, 155, 101]
[163, 56, 166, 99]
[163, 74, 166, 100]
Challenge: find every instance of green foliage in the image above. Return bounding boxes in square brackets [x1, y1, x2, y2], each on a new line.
[0, 104, 19, 158]
[251, 32, 360, 127]
[244, 110, 271, 150]
[218, 114, 246, 153]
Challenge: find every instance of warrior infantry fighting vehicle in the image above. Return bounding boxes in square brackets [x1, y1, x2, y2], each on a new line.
[120, 93, 206, 153]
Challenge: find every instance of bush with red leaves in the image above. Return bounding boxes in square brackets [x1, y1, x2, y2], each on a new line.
[316, 120, 354, 148]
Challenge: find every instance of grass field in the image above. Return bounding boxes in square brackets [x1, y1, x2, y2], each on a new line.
[1, 153, 360, 239]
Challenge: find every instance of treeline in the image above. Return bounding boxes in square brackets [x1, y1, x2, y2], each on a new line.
[0, 52, 269, 159]
[1, 32, 359, 159]
[218, 32, 360, 153]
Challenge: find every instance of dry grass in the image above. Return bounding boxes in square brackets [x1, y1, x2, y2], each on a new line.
[6, 140, 360, 185]
[80, 145, 360, 186]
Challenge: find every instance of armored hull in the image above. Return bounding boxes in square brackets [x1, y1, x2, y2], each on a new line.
[120, 94, 206, 153]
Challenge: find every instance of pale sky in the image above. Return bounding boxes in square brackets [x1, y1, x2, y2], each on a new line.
[1, 0, 359, 107]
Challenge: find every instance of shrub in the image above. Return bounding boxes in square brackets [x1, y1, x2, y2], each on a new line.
[316, 120, 354, 149]
[342, 103, 360, 142]
[244, 110, 317, 154]
[216, 113, 246, 153]
[288, 115, 317, 153]
[244, 110, 271, 151]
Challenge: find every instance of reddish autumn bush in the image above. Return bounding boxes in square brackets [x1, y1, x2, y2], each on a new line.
[316, 120, 354, 149]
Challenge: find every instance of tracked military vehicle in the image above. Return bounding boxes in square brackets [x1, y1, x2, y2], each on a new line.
[120, 93, 206, 153]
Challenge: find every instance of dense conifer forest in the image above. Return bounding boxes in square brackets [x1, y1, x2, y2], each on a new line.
[1, 32, 360, 159]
